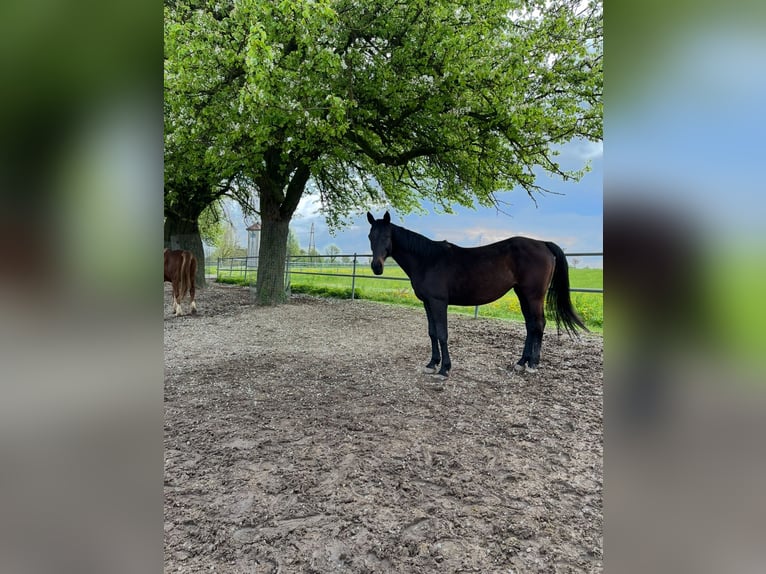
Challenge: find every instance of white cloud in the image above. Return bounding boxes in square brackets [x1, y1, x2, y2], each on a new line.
[576, 140, 603, 161]
[556, 139, 602, 162]
[295, 192, 322, 219]
[456, 226, 526, 245]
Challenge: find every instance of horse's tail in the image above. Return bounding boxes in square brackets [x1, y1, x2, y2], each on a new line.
[544, 241, 589, 336]
[179, 250, 193, 301]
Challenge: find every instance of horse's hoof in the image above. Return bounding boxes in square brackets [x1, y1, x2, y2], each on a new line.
[431, 373, 448, 382]
[525, 366, 538, 374]
[513, 364, 525, 372]
[422, 366, 437, 374]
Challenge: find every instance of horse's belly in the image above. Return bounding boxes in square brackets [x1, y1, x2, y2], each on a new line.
[449, 285, 511, 306]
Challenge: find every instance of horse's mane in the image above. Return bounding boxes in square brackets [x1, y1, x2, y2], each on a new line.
[391, 224, 448, 258]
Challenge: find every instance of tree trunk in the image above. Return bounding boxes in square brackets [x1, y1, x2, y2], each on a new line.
[252, 155, 313, 305]
[165, 163, 304, 302]
[254, 214, 290, 305]
[164, 213, 206, 288]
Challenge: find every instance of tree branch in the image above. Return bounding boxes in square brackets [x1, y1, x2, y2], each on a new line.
[280, 160, 313, 219]
[346, 131, 440, 166]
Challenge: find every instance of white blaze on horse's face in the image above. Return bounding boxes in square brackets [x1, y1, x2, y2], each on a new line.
[367, 211, 392, 275]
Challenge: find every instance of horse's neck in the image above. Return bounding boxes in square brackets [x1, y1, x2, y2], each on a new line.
[390, 225, 439, 275]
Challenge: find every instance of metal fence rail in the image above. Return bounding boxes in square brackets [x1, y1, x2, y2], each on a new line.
[216, 252, 603, 299]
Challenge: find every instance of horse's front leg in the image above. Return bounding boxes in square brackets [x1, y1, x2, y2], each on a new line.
[423, 300, 441, 373]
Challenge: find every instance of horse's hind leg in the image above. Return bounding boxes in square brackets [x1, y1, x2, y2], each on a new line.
[513, 291, 531, 369]
[172, 281, 183, 316]
[429, 299, 451, 377]
[526, 300, 546, 372]
[189, 257, 198, 314]
[515, 289, 545, 373]
[189, 280, 197, 314]
[422, 300, 441, 373]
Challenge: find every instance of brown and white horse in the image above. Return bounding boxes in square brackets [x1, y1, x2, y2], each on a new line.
[164, 248, 198, 316]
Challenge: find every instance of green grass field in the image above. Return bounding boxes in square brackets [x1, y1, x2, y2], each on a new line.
[214, 261, 603, 332]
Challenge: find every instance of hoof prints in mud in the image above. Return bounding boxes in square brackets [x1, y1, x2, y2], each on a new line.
[165, 283, 603, 572]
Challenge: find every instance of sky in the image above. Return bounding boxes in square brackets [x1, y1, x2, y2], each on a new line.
[224, 138, 603, 267]
[607, 25, 766, 244]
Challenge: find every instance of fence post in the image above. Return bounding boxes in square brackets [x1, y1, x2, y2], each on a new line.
[351, 253, 357, 300]
[285, 255, 291, 292]
[216, 257, 220, 281]
[474, 305, 479, 319]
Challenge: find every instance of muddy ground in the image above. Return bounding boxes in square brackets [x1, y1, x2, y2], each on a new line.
[164, 283, 603, 573]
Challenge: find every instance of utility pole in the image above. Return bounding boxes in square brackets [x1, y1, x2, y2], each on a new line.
[308, 222, 316, 263]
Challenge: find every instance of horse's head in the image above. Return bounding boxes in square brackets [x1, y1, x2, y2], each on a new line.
[367, 211, 392, 275]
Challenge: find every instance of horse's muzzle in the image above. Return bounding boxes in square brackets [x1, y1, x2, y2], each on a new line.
[371, 258, 384, 275]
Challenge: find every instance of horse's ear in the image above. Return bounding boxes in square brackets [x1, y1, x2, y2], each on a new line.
[383, 211, 391, 223]
[367, 212, 375, 224]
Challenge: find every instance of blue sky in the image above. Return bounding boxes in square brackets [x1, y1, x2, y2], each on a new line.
[607, 25, 766, 245]
[225, 138, 603, 267]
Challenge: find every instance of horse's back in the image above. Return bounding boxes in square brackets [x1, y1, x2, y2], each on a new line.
[443, 237, 554, 305]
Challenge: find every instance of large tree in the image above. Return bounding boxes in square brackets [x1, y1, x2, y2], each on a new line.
[164, 0, 602, 304]
[164, 1, 253, 286]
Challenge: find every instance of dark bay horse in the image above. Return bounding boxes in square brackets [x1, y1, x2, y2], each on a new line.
[164, 248, 198, 316]
[367, 211, 587, 376]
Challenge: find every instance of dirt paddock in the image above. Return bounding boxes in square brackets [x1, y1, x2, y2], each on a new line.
[164, 282, 603, 573]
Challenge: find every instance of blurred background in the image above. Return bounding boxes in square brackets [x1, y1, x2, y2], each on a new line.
[0, 1, 161, 573]
[0, 0, 764, 572]
[606, 1, 766, 572]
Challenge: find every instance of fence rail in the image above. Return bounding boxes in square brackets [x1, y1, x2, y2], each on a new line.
[216, 252, 603, 299]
